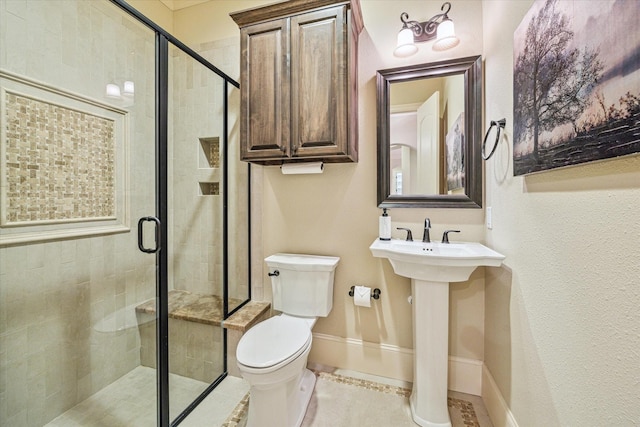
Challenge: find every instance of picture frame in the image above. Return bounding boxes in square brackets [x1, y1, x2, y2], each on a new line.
[513, 0, 640, 175]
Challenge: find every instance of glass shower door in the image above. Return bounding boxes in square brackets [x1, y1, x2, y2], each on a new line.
[1, 0, 246, 425]
[165, 42, 227, 422]
[0, 0, 160, 425]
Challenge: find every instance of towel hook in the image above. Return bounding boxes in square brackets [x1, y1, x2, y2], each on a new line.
[482, 118, 506, 160]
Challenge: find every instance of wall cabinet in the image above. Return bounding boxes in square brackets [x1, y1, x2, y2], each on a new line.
[231, 0, 363, 165]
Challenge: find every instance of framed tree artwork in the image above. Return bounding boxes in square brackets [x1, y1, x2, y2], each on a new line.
[513, 0, 640, 175]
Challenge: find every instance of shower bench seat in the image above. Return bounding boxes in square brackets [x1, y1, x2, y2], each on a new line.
[135, 289, 244, 326]
[135, 290, 271, 381]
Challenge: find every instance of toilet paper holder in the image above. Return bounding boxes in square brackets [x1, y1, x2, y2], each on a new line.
[348, 286, 381, 300]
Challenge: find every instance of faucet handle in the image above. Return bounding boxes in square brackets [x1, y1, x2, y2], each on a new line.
[423, 217, 431, 243]
[397, 227, 413, 241]
[441, 230, 460, 243]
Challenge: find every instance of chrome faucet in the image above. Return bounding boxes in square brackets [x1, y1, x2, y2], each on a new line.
[397, 227, 413, 241]
[442, 229, 461, 243]
[422, 218, 431, 243]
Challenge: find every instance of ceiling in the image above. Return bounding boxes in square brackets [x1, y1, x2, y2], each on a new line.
[159, 0, 209, 11]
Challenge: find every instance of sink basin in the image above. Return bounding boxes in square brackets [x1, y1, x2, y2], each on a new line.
[370, 238, 505, 427]
[369, 239, 505, 282]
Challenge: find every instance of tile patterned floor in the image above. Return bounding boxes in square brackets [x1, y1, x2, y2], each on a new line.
[44, 366, 248, 427]
[221, 369, 494, 427]
[45, 366, 492, 427]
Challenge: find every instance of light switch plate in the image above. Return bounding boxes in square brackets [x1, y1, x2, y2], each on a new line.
[486, 207, 493, 229]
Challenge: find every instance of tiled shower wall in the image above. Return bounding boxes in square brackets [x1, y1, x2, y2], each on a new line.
[168, 46, 225, 297]
[0, 1, 157, 425]
[0, 2, 247, 425]
[169, 38, 248, 306]
[197, 39, 248, 307]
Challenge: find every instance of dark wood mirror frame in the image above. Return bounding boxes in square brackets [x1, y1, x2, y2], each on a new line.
[376, 55, 483, 208]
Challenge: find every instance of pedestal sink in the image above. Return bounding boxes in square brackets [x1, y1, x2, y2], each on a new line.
[370, 239, 505, 427]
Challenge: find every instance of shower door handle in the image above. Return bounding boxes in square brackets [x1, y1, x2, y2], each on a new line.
[137, 216, 161, 253]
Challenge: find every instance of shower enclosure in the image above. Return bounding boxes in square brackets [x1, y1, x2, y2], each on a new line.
[0, 0, 248, 425]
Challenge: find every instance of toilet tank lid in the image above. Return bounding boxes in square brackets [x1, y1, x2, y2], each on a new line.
[265, 253, 340, 271]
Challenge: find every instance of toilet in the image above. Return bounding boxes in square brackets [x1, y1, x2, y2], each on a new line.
[236, 253, 340, 427]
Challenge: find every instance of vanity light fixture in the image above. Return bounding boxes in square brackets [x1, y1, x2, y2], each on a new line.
[393, 2, 460, 57]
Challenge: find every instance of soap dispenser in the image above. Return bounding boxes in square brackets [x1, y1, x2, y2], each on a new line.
[379, 208, 391, 241]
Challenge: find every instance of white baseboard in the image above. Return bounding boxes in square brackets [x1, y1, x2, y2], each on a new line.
[448, 356, 483, 395]
[309, 333, 482, 396]
[309, 332, 414, 383]
[482, 364, 519, 427]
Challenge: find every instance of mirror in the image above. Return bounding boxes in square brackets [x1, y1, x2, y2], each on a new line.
[376, 55, 482, 208]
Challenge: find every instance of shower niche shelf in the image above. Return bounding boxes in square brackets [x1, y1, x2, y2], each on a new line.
[199, 182, 220, 195]
[198, 136, 220, 196]
[199, 136, 220, 168]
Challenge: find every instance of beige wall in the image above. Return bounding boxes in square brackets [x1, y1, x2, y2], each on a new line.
[163, 0, 486, 379]
[179, 0, 485, 380]
[173, 0, 273, 48]
[261, 0, 486, 370]
[482, 1, 640, 425]
[128, 0, 174, 32]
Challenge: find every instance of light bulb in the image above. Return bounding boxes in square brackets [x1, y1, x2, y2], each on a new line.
[433, 19, 459, 51]
[394, 27, 418, 57]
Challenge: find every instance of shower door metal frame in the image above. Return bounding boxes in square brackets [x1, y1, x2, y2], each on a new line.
[156, 32, 171, 426]
[110, 1, 245, 426]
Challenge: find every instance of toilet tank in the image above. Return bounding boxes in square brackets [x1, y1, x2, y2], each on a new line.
[265, 253, 340, 317]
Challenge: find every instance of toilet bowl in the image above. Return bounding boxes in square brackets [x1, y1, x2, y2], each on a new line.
[237, 315, 317, 427]
[236, 253, 339, 427]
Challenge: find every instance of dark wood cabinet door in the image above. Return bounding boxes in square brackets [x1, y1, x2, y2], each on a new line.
[233, 0, 361, 164]
[290, 6, 348, 159]
[240, 18, 290, 161]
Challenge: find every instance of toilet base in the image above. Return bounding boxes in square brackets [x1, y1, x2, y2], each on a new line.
[292, 369, 316, 426]
[246, 368, 317, 427]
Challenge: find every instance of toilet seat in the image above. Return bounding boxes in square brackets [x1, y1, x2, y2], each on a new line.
[237, 316, 312, 369]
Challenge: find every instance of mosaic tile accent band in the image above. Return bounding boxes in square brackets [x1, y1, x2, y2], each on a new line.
[221, 371, 482, 427]
[4, 91, 116, 224]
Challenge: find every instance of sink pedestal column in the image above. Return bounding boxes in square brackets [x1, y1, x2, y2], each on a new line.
[410, 279, 451, 427]
[369, 238, 506, 426]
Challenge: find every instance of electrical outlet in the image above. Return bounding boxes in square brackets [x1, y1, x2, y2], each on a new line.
[486, 207, 493, 229]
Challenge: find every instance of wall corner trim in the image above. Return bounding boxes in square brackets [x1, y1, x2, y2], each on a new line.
[482, 364, 519, 427]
